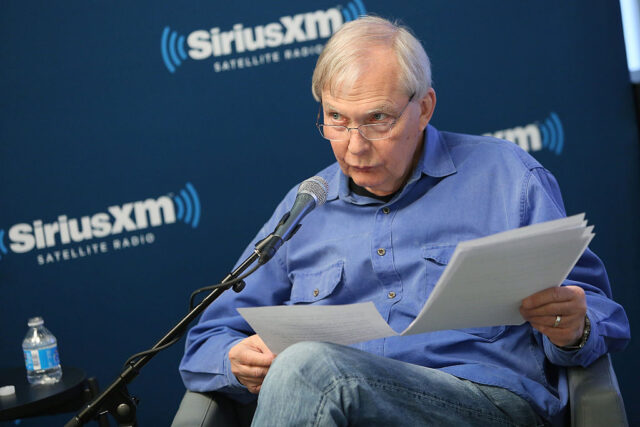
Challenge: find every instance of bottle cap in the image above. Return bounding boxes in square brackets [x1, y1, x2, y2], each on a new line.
[27, 317, 44, 327]
[0, 385, 15, 396]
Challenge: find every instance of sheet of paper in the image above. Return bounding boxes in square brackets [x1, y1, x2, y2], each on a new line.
[403, 225, 593, 334]
[460, 213, 586, 248]
[238, 214, 593, 352]
[238, 302, 397, 354]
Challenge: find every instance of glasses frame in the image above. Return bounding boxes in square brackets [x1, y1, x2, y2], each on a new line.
[316, 93, 415, 142]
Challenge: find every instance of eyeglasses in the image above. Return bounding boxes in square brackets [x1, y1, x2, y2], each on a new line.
[316, 94, 415, 142]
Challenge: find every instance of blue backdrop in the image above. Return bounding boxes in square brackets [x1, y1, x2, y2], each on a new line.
[1, 1, 638, 425]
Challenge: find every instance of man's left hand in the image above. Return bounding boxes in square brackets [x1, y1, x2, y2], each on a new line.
[520, 286, 587, 347]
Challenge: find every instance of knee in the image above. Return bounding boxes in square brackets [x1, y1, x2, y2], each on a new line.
[263, 341, 345, 388]
[254, 343, 353, 424]
[279, 340, 337, 361]
[269, 341, 334, 374]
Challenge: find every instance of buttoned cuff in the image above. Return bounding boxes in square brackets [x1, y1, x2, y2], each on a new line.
[224, 337, 248, 389]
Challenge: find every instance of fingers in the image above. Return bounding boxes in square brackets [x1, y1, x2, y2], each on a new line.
[521, 286, 585, 316]
[229, 334, 276, 393]
[521, 286, 582, 310]
[521, 300, 579, 318]
[520, 285, 587, 347]
[247, 334, 276, 358]
[527, 314, 584, 347]
[527, 312, 582, 332]
[235, 346, 274, 367]
[246, 384, 262, 394]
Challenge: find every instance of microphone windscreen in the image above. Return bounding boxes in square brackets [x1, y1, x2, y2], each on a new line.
[298, 176, 329, 206]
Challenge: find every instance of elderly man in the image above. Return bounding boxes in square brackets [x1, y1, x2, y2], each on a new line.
[180, 16, 629, 426]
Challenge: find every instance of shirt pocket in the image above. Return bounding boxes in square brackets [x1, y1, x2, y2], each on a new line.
[422, 244, 457, 295]
[288, 260, 344, 304]
[422, 244, 506, 342]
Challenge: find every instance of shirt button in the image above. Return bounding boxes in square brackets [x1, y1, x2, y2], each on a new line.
[377, 248, 386, 256]
[313, 289, 319, 297]
[382, 207, 390, 214]
[388, 291, 396, 299]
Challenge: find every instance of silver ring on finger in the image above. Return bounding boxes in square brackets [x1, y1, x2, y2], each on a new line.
[553, 315, 562, 328]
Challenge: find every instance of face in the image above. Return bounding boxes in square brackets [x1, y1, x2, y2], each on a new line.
[320, 48, 436, 196]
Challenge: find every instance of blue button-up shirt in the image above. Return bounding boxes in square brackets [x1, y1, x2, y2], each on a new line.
[180, 125, 629, 424]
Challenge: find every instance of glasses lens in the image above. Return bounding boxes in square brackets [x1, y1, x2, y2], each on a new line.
[320, 125, 348, 141]
[360, 123, 392, 140]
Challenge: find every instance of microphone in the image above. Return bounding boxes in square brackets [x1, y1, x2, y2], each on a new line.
[256, 176, 329, 264]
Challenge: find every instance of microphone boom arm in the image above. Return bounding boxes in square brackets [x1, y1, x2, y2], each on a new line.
[64, 250, 261, 427]
[65, 175, 328, 426]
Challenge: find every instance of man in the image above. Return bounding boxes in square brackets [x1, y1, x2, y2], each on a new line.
[180, 16, 629, 425]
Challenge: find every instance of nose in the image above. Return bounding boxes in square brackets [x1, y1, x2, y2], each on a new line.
[346, 127, 370, 155]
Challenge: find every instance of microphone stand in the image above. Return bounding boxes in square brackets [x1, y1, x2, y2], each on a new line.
[64, 249, 262, 426]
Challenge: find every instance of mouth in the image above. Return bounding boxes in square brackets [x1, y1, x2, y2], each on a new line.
[350, 165, 376, 172]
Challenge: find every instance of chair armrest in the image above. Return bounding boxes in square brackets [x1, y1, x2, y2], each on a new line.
[568, 354, 628, 427]
[171, 390, 256, 427]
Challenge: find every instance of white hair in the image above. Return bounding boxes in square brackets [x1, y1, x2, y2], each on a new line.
[311, 16, 432, 102]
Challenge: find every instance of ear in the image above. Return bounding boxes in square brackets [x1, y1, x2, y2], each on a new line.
[418, 88, 436, 129]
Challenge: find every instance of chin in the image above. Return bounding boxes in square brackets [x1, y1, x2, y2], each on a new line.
[353, 179, 388, 195]
[346, 166, 391, 193]
[350, 174, 377, 188]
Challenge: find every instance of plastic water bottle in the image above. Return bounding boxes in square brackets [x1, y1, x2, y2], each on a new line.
[22, 316, 63, 384]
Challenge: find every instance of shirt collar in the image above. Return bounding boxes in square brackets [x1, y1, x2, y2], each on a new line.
[420, 124, 456, 178]
[326, 125, 456, 203]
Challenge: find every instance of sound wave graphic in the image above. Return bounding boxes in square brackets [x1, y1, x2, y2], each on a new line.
[173, 183, 201, 228]
[538, 112, 564, 155]
[485, 112, 565, 156]
[161, 26, 188, 73]
[341, 0, 367, 22]
[0, 229, 7, 261]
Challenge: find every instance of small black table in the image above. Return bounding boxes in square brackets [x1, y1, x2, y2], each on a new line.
[0, 366, 95, 422]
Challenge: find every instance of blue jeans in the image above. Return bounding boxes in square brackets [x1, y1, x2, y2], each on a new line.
[251, 342, 546, 426]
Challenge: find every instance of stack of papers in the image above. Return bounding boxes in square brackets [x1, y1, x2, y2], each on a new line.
[238, 214, 594, 353]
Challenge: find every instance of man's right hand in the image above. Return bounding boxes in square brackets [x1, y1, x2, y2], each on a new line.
[229, 334, 276, 394]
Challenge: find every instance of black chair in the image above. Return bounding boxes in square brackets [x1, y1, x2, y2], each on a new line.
[172, 390, 255, 427]
[171, 354, 628, 427]
[567, 354, 628, 426]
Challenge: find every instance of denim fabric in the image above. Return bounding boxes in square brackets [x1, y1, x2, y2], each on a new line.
[252, 342, 546, 427]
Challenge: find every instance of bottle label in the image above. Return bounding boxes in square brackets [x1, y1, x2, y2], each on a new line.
[24, 345, 60, 371]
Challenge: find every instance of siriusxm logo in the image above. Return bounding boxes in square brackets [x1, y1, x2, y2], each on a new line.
[0, 230, 7, 261]
[161, 1, 367, 73]
[485, 112, 565, 155]
[0, 183, 201, 264]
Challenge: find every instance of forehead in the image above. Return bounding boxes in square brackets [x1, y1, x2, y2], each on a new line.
[321, 49, 405, 113]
